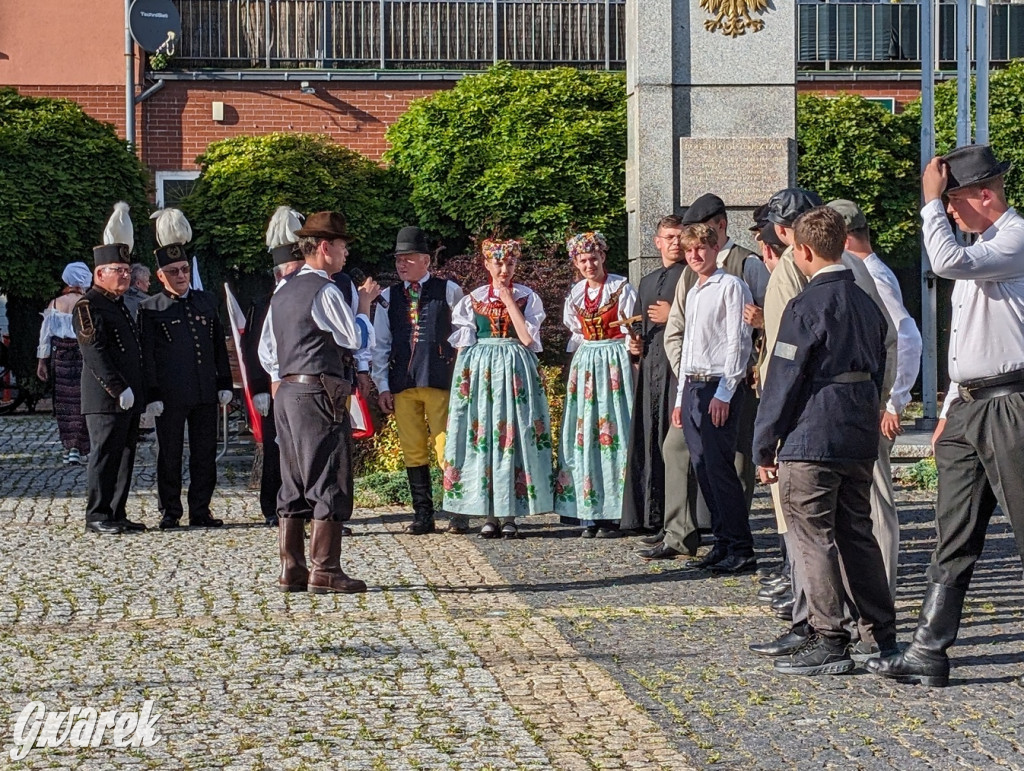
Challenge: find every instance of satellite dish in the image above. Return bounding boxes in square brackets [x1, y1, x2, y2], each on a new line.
[129, 0, 182, 54]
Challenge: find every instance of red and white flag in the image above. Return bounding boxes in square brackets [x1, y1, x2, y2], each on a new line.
[224, 283, 262, 443]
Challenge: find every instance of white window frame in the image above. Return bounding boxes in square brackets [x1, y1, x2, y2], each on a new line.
[155, 170, 201, 208]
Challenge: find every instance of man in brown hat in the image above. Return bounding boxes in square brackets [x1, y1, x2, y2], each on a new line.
[371, 226, 464, 535]
[869, 144, 1024, 688]
[259, 211, 375, 593]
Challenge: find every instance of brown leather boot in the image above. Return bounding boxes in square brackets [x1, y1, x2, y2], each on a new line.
[278, 517, 309, 592]
[308, 520, 367, 594]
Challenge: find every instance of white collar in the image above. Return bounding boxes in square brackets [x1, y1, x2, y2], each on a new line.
[404, 272, 431, 288]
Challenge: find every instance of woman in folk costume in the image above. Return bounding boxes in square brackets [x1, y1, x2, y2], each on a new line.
[555, 232, 637, 537]
[442, 239, 554, 538]
[37, 260, 96, 464]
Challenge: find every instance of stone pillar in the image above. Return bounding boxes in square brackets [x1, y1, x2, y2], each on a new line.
[626, 0, 796, 281]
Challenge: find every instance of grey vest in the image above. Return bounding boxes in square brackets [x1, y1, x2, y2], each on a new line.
[270, 271, 351, 379]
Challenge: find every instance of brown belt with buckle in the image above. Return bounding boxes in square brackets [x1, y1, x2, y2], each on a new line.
[282, 374, 321, 385]
[957, 369, 1024, 403]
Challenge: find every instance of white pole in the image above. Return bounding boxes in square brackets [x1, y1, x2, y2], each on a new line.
[956, 0, 971, 146]
[919, 0, 939, 423]
[125, 0, 135, 150]
[975, 0, 990, 143]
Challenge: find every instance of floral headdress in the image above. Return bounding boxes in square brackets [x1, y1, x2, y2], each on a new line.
[566, 231, 607, 260]
[481, 239, 521, 262]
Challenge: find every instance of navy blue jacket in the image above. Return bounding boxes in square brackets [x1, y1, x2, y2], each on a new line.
[752, 269, 887, 465]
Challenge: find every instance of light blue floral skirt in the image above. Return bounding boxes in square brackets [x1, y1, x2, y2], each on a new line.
[554, 340, 635, 524]
[442, 339, 555, 518]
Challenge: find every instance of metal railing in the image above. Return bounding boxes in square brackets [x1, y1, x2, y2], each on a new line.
[798, 0, 1024, 66]
[169, 0, 1023, 71]
[172, 0, 626, 69]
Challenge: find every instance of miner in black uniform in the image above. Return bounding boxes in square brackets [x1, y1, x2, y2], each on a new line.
[74, 241, 146, 535]
[245, 242, 306, 527]
[258, 211, 373, 594]
[140, 231, 233, 530]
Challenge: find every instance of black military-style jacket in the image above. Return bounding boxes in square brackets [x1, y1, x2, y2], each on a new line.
[242, 293, 272, 396]
[140, 288, 232, 406]
[73, 288, 144, 415]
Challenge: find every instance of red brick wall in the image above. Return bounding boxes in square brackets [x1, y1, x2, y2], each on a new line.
[139, 80, 454, 170]
[14, 85, 133, 138]
[797, 81, 921, 112]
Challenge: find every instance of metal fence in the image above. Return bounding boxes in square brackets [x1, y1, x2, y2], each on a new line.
[798, 0, 1024, 66]
[173, 0, 626, 69]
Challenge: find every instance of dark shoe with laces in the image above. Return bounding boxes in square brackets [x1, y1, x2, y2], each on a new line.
[710, 555, 758, 574]
[581, 526, 598, 539]
[639, 543, 682, 561]
[116, 518, 147, 532]
[189, 515, 224, 528]
[749, 625, 811, 657]
[774, 635, 854, 676]
[684, 547, 728, 570]
[159, 517, 183, 531]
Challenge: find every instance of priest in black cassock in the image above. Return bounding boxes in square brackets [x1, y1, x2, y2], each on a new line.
[620, 214, 687, 532]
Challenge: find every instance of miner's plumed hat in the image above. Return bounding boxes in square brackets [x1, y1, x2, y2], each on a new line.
[94, 202, 134, 267]
[681, 193, 727, 225]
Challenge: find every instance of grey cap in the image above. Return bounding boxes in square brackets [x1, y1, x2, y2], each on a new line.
[767, 188, 823, 227]
[394, 226, 430, 255]
[826, 199, 868, 231]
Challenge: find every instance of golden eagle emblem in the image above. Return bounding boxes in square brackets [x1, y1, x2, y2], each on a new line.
[700, 0, 770, 37]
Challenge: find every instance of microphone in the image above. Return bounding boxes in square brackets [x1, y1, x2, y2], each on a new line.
[349, 267, 388, 309]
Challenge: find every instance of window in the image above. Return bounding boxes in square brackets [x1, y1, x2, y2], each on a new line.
[155, 171, 200, 208]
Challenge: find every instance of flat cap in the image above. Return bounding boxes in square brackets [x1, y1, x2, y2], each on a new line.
[757, 222, 786, 252]
[767, 188, 823, 227]
[826, 199, 868, 231]
[681, 193, 726, 225]
[749, 202, 770, 232]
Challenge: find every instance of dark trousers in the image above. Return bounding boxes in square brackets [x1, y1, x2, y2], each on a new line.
[663, 383, 757, 554]
[681, 379, 753, 558]
[779, 460, 896, 644]
[155, 402, 219, 521]
[259, 408, 282, 520]
[927, 393, 1024, 589]
[84, 412, 139, 523]
[274, 380, 353, 522]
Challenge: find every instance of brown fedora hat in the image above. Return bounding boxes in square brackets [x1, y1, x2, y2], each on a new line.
[943, 144, 1012, 193]
[294, 211, 350, 240]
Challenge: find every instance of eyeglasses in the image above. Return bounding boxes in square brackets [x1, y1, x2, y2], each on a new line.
[101, 266, 131, 277]
[161, 265, 191, 277]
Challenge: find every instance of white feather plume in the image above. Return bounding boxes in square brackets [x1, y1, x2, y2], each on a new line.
[265, 206, 304, 251]
[150, 208, 193, 247]
[102, 201, 135, 252]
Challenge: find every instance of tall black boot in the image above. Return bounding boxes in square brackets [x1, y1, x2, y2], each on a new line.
[866, 582, 966, 687]
[405, 465, 436, 535]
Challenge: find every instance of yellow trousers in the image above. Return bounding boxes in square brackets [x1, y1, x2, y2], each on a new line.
[393, 387, 449, 467]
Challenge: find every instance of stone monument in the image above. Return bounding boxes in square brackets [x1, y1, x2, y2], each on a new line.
[626, 0, 796, 281]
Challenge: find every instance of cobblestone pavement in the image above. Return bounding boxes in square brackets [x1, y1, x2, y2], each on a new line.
[1, 415, 1022, 770]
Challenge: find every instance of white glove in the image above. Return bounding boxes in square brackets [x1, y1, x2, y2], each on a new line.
[253, 393, 271, 416]
[147, 401, 164, 417]
[118, 387, 135, 411]
[218, 390, 233, 406]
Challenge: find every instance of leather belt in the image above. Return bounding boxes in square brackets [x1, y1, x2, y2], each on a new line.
[686, 374, 721, 384]
[958, 369, 1024, 403]
[282, 374, 322, 385]
[831, 372, 871, 384]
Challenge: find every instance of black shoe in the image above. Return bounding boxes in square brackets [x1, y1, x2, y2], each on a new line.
[159, 517, 183, 531]
[189, 516, 224, 528]
[774, 603, 795, 622]
[640, 543, 682, 561]
[772, 591, 795, 621]
[774, 635, 854, 676]
[448, 523, 470, 535]
[116, 518, 147, 532]
[865, 647, 950, 687]
[710, 555, 758, 574]
[757, 582, 791, 602]
[759, 572, 787, 587]
[265, 516, 279, 527]
[479, 522, 500, 539]
[595, 528, 623, 539]
[85, 521, 124, 535]
[501, 523, 519, 540]
[639, 530, 665, 546]
[406, 517, 436, 535]
[848, 639, 899, 663]
[749, 626, 811, 657]
[581, 526, 598, 539]
[684, 547, 727, 570]
[340, 525, 352, 537]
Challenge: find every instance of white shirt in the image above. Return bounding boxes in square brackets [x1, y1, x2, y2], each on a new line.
[862, 252, 923, 415]
[36, 307, 76, 357]
[719, 238, 770, 307]
[370, 272, 465, 394]
[258, 265, 369, 383]
[922, 201, 1024, 415]
[335, 277, 375, 373]
[562, 275, 638, 352]
[675, 269, 753, 406]
[449, 284, 546, 353]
